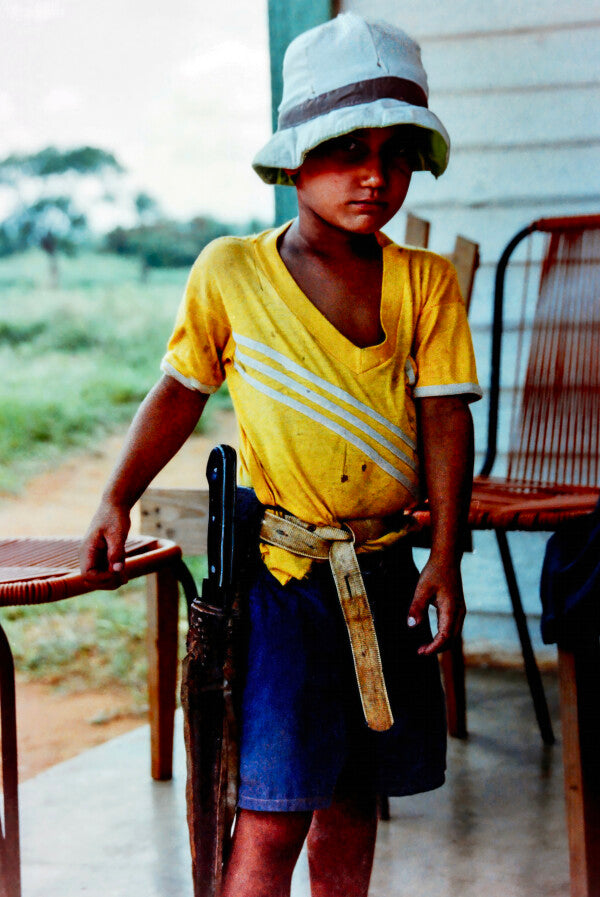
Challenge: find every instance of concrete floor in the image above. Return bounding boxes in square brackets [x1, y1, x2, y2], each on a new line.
[18, 667, 568, 897]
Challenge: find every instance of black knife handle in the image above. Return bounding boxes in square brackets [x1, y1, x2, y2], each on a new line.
[206, 444, 237, 598]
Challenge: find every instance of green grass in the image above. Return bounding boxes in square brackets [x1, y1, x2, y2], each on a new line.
[0, 250, 223, 697]
[0, 249, 231, 492]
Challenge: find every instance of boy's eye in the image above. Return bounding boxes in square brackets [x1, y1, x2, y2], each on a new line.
[384, 143, 414, 169]
[306, 133, 415, 170]
[320, 135, 365, 156]
[337, 136, 362, 153]
[305, 136, 363, 163]
[385, 140, 410, 159]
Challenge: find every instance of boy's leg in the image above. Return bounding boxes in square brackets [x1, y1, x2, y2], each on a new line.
[222, 808, 312, 897]
[306, 794, 378, 897]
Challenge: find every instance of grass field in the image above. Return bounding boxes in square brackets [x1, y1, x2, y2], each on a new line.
[0, 249, 219, 696]
[0, 250, 184, 492]
[0, 248, 231, 492]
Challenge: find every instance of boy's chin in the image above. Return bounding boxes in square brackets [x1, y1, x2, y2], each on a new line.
[339, 214, 393, 235]
[344, 204, 404, 234]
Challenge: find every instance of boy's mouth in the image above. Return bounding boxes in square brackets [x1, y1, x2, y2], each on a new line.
[349, 199, 387, 209]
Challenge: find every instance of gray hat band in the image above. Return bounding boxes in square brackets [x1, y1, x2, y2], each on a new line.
[278, 76, 428, 131]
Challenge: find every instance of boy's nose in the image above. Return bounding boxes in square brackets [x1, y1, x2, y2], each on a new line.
[360, 153, 386, 187]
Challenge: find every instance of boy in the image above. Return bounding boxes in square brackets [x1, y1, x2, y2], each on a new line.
[81, 13, 481, 897]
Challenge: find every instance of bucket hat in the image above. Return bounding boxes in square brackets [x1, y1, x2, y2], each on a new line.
[253, 12, 450, 186]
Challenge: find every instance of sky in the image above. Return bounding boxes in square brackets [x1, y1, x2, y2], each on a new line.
[0, 0, 274, 225]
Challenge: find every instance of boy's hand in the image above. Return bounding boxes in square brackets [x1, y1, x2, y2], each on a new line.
[79, 501, 131, 590]
[407, 557, 466, 656]
[78, 375, 208, 590]
[412, 395, 473, 656]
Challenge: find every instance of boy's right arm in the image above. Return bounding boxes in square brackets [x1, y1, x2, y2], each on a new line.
[80, 374, 209, 588]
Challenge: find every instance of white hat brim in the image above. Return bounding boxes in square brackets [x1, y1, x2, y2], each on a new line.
[252, 98, 450, 185]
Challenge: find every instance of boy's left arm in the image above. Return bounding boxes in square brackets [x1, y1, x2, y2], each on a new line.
[408, 395, 474, 656]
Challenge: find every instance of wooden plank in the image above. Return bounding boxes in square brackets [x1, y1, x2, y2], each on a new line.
[140, 488, 210, 557]
[439, 636, 467, 739]
[404, 213, 430, 248]
[451, 235, 479, 310]
[558, 641, 600, 897]
[402, 216, 479, 309]
[401, 217, 478, 308]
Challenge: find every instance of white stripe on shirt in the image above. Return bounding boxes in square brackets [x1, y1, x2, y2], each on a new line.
[233, 361, 419, 496]
[236, 349, 416, 472]
[233, 331, 417, 452]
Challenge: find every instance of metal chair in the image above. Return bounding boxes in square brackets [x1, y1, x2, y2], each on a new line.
[465, 215, 600, 744]
[0, 536, 185, 897]
[407, 214, 600, 744]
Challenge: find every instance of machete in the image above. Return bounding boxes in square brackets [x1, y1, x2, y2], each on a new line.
[182, 444, 238, 897]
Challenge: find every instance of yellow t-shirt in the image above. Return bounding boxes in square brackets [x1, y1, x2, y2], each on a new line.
[161, 222, 482, 582]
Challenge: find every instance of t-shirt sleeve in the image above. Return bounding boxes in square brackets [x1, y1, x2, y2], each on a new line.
[411, 259, 482, 402]
[160, 242, 232, 393]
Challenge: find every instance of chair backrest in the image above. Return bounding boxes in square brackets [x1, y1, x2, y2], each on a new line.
[404, 213, 430, 250]
[481, 214, 600, 488]
[403, 214, 479, 310]
[451, 236, 480, 313]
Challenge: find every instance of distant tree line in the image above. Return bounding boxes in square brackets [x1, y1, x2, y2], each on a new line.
[104, 215, 265, 271]
[0, 146, 123, 180]
[0, 145, 268, 283]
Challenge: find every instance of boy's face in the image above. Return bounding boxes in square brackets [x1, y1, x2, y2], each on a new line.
[286, 126, 413, 235]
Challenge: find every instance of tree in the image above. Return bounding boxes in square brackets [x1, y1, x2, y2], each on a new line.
[0, 146, 123, 284]
[0, 146, 122, 183]
[134, 191, 161, 225]
[0, 195, 87, 286]
[104, 215, 241, 280]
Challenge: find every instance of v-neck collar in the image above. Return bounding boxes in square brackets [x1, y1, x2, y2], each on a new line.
[254, 222, 400, 374]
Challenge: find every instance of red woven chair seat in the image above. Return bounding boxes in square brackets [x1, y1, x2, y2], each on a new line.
[473, 216, 600, 532]
[0, 537, 181, 606]
[468, 480, 599, 530]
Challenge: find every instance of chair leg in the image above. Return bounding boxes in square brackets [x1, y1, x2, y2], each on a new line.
[146, 565, 180, 781]
[440, 635, 468, 738]
[494, 529, 555, 745]
[376, 794, 390, 821]
[0, 625, 20, 897]
[557, 638, 600, 897]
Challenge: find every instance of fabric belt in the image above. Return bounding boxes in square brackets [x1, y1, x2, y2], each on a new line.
[259, 509, 396, 732]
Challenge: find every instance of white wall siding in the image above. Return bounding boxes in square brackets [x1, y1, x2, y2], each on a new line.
[340, 1, 600, 255]
[439, 87, 600, 149]
[425, 26, 600, 92]
[339, 0, 599, 630]
[344, 0, 600, 39]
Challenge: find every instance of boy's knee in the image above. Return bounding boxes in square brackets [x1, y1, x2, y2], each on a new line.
[237, 808, 311, 858]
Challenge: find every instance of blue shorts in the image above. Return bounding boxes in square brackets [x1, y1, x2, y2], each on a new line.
[237, 541, 447, 812]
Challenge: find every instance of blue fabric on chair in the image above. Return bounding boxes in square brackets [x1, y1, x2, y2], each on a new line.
[540, 495, 600, 644]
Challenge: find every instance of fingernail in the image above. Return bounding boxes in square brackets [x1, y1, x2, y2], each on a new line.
[112, 562, 124, 572]
[407, 616, 417, 628]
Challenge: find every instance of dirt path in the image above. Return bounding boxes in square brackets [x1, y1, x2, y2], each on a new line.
[0, 411, 239, 780]
[0, 409, 239, 537]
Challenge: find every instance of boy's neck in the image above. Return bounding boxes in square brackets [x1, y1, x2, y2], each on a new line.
[277, 214, 386, 349]
[283, 215, 382, 263]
